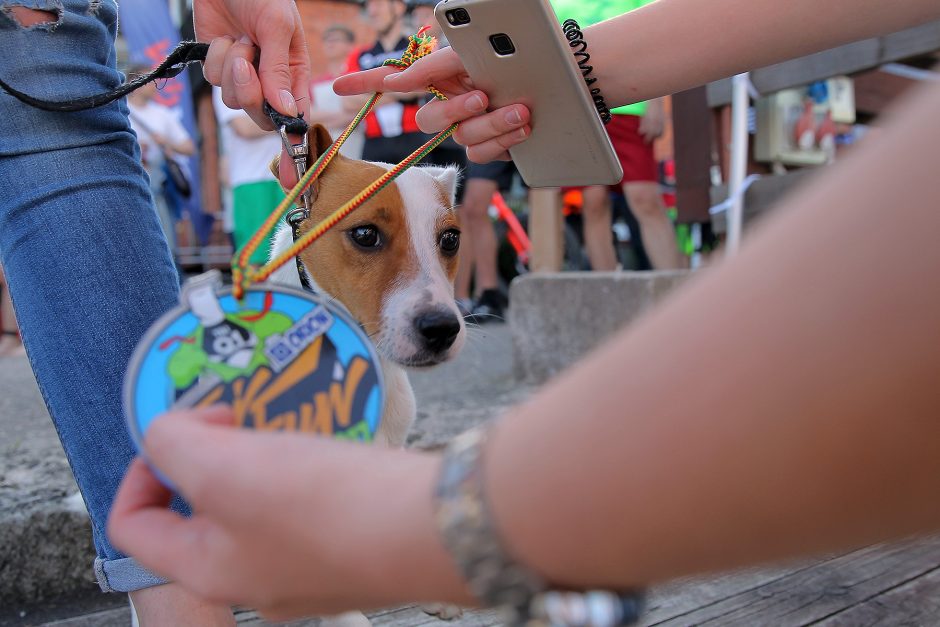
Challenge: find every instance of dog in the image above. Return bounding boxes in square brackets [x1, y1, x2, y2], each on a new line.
[268, 125, 465, 626]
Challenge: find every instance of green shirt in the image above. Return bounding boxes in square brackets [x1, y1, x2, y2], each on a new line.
[549, 0, 656, 116]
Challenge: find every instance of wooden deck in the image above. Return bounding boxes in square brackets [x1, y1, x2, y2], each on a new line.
[31, 536, 940, 625]
[232, 536, 940, 626]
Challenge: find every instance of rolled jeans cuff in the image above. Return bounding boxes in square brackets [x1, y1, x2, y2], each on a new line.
[95, 556, 168, 593]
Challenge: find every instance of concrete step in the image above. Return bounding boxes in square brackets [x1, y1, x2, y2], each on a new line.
[509, 271, 691, 384]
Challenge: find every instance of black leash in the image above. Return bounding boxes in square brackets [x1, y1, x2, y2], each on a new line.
[0, 42, 209, 112]
[1, 39, 318, 292]
[0, 40, 310, 137]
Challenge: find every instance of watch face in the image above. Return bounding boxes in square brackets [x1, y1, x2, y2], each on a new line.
[124, 272, 384, 454]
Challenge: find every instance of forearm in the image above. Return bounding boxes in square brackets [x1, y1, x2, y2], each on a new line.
[230, 116, 271, 139]
[485, 82, 940, 589]
[588, 0, 940, 107]
[307, 108, 354, 129]
[171, 139, 196, 156]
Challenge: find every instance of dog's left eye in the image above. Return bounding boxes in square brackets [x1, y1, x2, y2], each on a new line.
[439, 229, 460, 256]
[349, 225, 383, 249]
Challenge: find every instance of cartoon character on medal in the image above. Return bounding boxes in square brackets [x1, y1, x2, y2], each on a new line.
[124, 271, 384, 453]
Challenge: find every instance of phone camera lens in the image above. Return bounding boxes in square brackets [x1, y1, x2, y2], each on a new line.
[489, 33, 516, 56]
[445, 8, 471, 25]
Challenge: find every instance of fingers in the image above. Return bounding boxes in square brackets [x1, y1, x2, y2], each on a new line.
[219, 38, 272, 130]
[456, 110, 531, 163]
[413, 90, 488, 133]
[332, 66, 399, 96]
[279, 148, 299, 189]
[203, 36, 233, 86]
[141, 408, 244, 515]
[254, 12, 305, 119]
[269, 153, 301, 191]
[286, 4, 313, 120]
[466, 126, 530, 164]
[108, 458, 206, 578]
[382, 47, 467, 93]
[202, 5, 310, 129]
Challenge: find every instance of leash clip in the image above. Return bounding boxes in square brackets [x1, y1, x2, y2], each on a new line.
[278, 125, 312, 217]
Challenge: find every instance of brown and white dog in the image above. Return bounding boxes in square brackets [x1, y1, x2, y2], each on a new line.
[268, 126, 465, 625]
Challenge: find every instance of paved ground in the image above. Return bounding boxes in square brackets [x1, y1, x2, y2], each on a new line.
[5, 321, 940, 626]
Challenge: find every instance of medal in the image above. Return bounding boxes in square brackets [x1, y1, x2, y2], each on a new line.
[123, 271, 384, 452]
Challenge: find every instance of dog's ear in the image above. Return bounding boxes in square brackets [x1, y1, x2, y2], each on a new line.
[268, 124, 337, 198]
[309, 124, 334, 161]
[421, 165, 461, 203]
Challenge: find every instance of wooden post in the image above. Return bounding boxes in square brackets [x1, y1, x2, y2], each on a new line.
[671, 86, 714, 224]
[528, 188, 564, 273]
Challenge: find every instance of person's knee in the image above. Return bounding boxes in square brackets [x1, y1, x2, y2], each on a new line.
[582, 200, 610, 224]
[625, 184, 664, 218]
[4, 6, 61, 29]
[460, 180, 497, 221]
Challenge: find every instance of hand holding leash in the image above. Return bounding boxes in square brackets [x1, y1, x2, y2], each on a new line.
[196, 0, 311, 131]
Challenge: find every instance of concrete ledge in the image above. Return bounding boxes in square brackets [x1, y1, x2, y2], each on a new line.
[0, 504, 96, 607]
[509, 271, 692, 384]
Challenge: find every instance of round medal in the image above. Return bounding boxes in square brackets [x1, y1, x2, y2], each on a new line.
[123, 271, 384, 452]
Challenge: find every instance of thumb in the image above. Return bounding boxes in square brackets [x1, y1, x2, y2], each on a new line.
[143, 406, 240, 508]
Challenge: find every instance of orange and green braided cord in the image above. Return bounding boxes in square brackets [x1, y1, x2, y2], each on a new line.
[232, 27, 450, 299]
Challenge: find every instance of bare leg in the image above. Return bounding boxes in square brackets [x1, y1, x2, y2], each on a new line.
[0, 265, 24, 357]
[623, 182, 684, 270]
[454, 234, 474, 302]
[130, 584, 235, 627]
[580, 186, 619, 271]
[459, 178, 500, 293]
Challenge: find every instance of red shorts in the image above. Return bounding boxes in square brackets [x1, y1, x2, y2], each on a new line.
[561, 115, 658, 195]
[607, 113, 658, 185]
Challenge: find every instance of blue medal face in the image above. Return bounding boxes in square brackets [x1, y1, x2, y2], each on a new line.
[124, 272, 384, 452]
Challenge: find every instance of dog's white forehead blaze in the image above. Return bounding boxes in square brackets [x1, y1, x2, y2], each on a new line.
[397, 166, 457, 282]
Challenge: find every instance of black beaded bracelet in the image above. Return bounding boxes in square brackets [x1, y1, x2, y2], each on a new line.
[562, 19, 613, 125]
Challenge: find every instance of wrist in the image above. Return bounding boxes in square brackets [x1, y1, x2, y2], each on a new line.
[434, 425, 644, 624]
[358, 448, 476, 607]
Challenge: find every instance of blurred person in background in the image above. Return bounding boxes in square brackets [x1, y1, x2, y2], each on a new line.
[213, 87, 285, 265]
[551, 0, 684, 271]
[309, 24, 365, 159]
[126, 64, 196, 263]
[453, 162, 514, 321]
[0, 264, 24, 357]
[345, 0, 432, 163]
[408, 0, 445, 43]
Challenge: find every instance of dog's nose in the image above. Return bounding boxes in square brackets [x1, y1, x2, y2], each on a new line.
[414, 311, 461, 353]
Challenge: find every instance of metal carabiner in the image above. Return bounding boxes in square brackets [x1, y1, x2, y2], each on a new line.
[278, 125, 312, 218]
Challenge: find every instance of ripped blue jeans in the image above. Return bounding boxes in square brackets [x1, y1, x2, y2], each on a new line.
[0, 0, 189, 592]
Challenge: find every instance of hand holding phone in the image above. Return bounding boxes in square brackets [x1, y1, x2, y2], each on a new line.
[436, 0, 623, 187]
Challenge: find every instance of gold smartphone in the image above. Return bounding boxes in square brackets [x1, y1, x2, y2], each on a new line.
[435, 0, 623, 188]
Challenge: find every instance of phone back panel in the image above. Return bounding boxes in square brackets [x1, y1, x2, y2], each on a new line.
[436, 0, 623, 187]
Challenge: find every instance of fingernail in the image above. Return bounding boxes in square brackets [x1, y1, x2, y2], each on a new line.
[238, 34, 253, 47]
[466, 94, 485, 112]
[279, 89, 298, 117]
[233, 58, 251, 86]
[506, 109, 523, 126]
[515, 127, 528, 140]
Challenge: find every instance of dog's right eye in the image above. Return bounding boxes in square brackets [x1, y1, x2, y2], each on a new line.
[348, 225, 383, 250]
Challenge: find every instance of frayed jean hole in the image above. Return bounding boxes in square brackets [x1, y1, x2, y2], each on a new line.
[2, 4, 62, 29]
